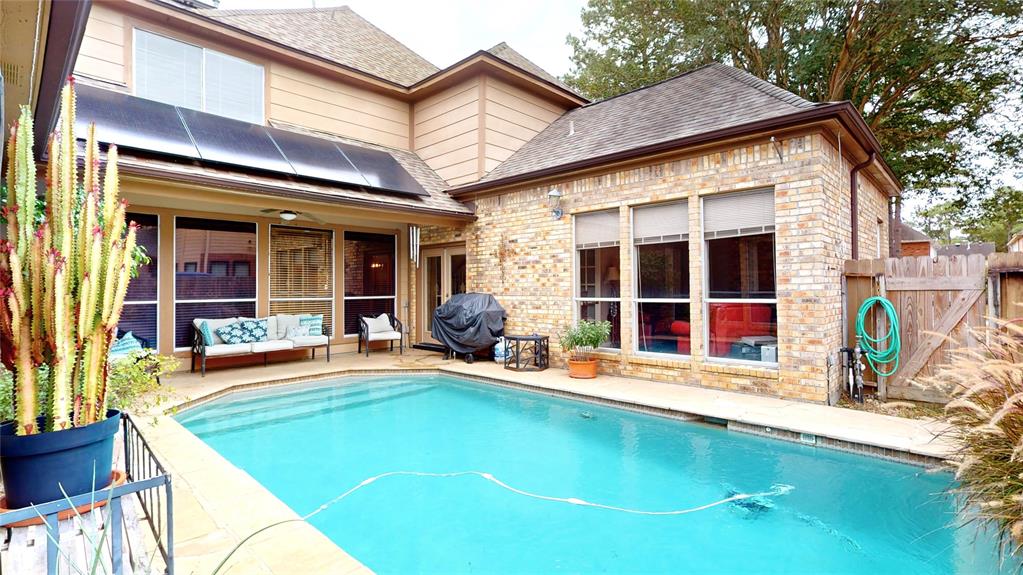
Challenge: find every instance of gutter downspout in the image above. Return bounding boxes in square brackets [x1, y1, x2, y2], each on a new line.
[850, 152, 876, 260]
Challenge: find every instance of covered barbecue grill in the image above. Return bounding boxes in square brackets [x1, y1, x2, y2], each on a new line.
[431, 293, 506, 363]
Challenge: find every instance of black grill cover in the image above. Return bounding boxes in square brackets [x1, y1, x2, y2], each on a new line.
[431, 293, 506, 354]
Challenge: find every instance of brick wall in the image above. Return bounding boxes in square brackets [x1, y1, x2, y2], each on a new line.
[415, 131, 891, 403]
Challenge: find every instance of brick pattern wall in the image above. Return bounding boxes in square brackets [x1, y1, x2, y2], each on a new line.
[415, 132, 890, 403]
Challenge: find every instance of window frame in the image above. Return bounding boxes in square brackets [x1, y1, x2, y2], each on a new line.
[572, 209, 622, 352]
[172, 216, 259, 351]
[132, 27, 265, 124]
[631, 202, 691, 358]
[121, 212, 160, 349]
[342, 230, 398, 337]
[269, 224, 335, 338]
[701, 191, 779, 367]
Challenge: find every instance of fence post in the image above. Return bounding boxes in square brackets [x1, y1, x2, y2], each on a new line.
[110, 496, 123, 574]
[876, 269, 888, 401]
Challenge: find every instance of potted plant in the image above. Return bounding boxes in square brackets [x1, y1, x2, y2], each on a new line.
[560, 320, 612, 379]
[0, 80, 140, 509]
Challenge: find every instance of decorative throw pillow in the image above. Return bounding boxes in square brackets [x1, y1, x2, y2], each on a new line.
[109, 331, 143, 357]
[299, 314, 324, 337]
[285, 325, 310, 339]
[199, 321, 215, 346]
[365, 313, 392, 334]
[216, 319, 268, 344]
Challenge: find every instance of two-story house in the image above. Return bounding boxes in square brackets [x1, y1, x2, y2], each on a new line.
[65, 0, 901, 403]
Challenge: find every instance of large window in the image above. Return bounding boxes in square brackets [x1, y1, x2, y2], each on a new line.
[704, 190, 778, 363]
[174, 218, 257, 348]
[343, 231, 396, 336]
[119, 213, 159, 348]
[634, 202, 690, 355]
[575, 210, 621, 349]
[270, 226, 334, 336]
[134, 29, 264, 124]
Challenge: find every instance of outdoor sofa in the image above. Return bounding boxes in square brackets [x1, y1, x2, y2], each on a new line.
[191, 314, 330, 376]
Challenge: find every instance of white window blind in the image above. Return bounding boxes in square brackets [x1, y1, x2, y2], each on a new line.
[575, 210, 620, 248]
[204, 51, 265, 124]
[134, 29, 264, 124]
[135, 30, 202, 110]
[634, 201, 688, 244]
[703, 189, 775, 238]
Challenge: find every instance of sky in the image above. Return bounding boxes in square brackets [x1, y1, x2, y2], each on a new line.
[216, 0, 588, 77]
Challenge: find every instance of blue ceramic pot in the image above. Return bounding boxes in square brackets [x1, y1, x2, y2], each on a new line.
[0, 410, 121, 509]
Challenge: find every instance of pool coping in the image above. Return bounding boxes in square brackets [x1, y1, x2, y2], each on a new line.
[151, 360, 957, 574]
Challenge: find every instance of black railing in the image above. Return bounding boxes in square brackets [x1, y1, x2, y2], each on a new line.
[0, 413, 173, 575]
[123, 412, 174, 574]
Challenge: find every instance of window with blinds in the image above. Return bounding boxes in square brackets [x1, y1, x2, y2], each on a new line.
[134, 29, 264, 124]
[575, 210, 621, 349]
[270, 226, 334, 335]
[633, 202, 691, 355]
[703, 189, 778, 363]
[703, 189, 775, 239]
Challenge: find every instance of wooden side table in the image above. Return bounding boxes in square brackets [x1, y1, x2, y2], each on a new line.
[504, 334, 549, 372]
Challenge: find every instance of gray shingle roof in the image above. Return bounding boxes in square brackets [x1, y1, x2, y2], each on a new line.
[486, 42, 574, 93]
[899, 222, 932, 242]
[197, 6, 439, 86]
[475, 63, 820, 185]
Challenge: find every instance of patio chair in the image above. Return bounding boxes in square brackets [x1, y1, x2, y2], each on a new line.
[358, 313, 404, 357]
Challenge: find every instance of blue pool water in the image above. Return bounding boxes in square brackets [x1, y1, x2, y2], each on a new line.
[177, 375, 1007, 574]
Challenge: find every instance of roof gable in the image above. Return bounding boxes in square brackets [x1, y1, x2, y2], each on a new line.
[474, 63, 819, 185]
[198, 6, 439, 86]
[486, 42, 573, 93]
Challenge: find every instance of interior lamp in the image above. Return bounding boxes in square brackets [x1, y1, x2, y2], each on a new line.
[547, 188, 563, 219]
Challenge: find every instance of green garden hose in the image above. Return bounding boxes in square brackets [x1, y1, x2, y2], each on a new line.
[854, 296, 901, 377]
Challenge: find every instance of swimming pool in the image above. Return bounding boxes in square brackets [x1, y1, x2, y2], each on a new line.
[177, 374, 1006, 574]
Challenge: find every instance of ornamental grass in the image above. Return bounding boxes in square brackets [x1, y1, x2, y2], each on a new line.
[920, 318, 1023, 561]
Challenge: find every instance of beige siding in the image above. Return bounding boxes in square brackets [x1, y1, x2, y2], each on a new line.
[73, 4, 126, 85]
[483, 77, 566, 176]
[269, 64, 410, 149]
[413, 78, 481, 186]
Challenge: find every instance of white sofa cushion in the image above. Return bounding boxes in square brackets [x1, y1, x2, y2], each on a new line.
[193, 317, 238, 345]
[290, 335, 329, 347]
[364, 313, 392, 334]
[203, 343, 252, 357]
[276, 314, 302, 340]
[367, 330, 402, 342]
[251, 339, 294, 353]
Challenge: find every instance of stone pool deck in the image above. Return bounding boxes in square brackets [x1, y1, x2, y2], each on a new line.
[143, 349, 955, 574]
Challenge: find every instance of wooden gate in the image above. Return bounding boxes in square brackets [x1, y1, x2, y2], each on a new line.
[844, 254, 988, 402]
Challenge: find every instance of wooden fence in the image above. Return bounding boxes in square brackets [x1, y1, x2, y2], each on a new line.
[844, 253, 1023, 403]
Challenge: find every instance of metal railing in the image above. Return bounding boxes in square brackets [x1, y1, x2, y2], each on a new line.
[0, 413, 173, 575]
[123, 412, 174, 574]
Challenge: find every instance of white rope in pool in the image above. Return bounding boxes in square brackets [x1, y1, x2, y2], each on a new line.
[211, 471, 795, 574]
[304, 471, 795, 518]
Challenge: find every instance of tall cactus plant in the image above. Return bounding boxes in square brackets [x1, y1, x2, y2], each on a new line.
[0, 80, 137, 435]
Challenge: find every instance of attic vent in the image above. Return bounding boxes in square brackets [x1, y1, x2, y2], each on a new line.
[1, 62, 24, 89]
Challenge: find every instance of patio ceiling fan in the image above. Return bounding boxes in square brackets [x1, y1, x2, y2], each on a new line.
[259, 208, 326, 224]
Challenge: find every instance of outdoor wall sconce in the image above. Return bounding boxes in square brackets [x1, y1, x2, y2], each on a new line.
[547, 188, 563, 220]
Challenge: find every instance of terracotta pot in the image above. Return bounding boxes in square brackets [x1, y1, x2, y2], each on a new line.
[568, 358, 598, 379]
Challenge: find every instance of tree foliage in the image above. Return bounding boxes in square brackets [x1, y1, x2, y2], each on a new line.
[907, 186, 1023, 249]
[565, 0, 1023, 199]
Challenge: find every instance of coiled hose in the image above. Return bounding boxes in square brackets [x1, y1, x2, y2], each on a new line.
[854, 296, 901, 377]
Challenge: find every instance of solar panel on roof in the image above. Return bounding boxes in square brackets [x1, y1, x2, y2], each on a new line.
[75, 85, 199, 159]
[336, 142, 429, 197]
[177, 108, 295, 175]
[265, 126, 369, 186]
